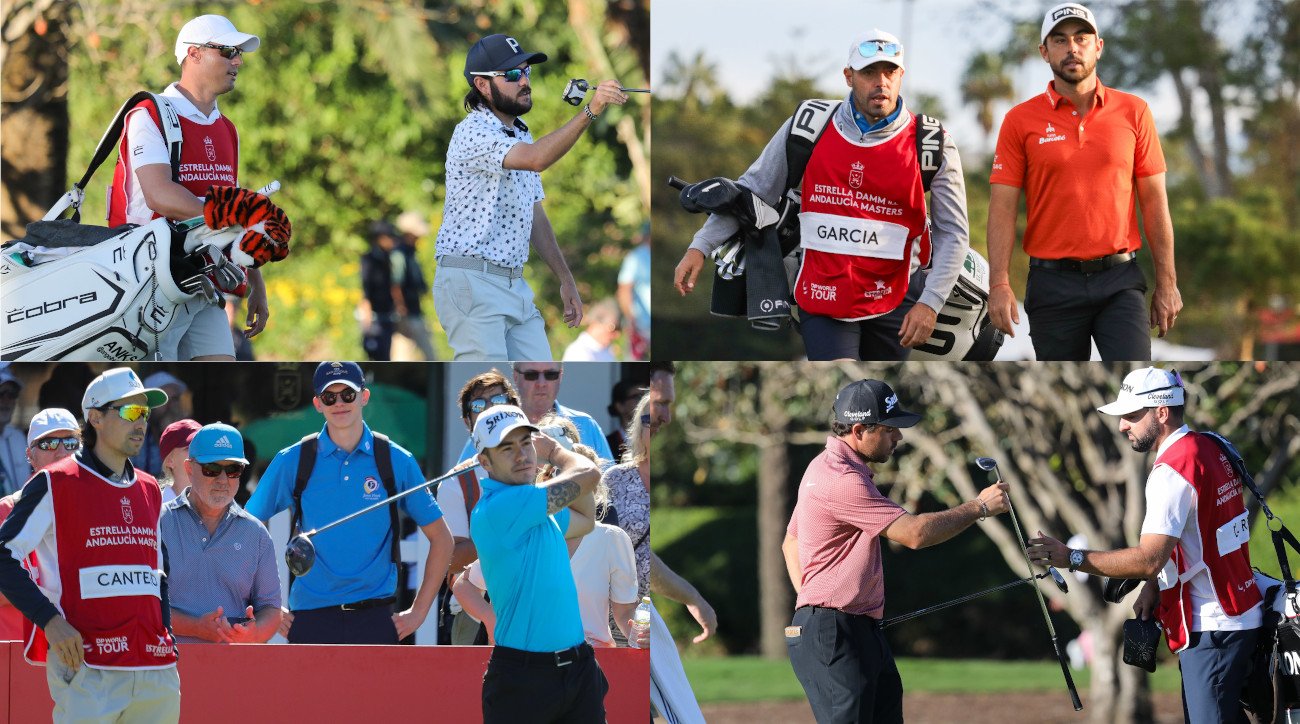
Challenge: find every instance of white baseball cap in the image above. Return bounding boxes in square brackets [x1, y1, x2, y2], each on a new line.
[472, 405, 539, 454]
[1097, 368, 1185, 416]
[27, 408, 79, 447]
[848, 29, 905, 72]
[1041, 3, 1099, 44]
[395, 211, 431, 238]
[82, 368, 169, 416]
[175, 14, 261, 65]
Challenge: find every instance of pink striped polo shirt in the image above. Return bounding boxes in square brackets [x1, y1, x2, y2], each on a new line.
[787, 436, 906, 617]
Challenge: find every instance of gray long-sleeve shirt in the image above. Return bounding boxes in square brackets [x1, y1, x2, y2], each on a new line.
[690, 94, 971, 314]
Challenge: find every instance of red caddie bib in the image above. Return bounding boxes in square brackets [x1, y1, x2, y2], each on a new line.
[793, 115, 931, 321]
[108, 98, 239, 227]
[46, 457, 176, 669]
[1153, 432, 1261, 653]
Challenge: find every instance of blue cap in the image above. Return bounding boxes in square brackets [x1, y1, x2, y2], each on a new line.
[314, 361, 365, 395]
[189, 423, 249, 464]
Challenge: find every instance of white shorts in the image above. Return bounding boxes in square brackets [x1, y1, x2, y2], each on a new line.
[432, 264, 551, 361]
[157, 300, 235, 360]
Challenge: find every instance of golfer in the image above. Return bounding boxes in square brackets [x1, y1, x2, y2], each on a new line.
[782, 379, 1010, 723]
[470, 404, 605, 722]
[1027, 367, 1261, 723]
[433, 33, 628, 360]
[987, 3, 1181, 360]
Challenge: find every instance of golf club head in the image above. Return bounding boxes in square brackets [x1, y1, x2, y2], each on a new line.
[975, 457, 999, 472]
[285, 533, 316, 577]
[1046, 567, 1069, 594]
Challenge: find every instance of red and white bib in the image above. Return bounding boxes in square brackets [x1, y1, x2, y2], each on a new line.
[793, 115, 931, 321]
[1154, 432, 1261, 653]
[46, 457, 176, 669]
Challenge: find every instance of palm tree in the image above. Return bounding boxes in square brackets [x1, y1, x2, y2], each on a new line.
[960, 51, 1016, 157]
[661, 49, 722, 111]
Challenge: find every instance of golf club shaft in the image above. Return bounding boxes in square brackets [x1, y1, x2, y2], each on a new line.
[883, 576, 1037, 628]
[994, 465, 1084, 712]
[620, 87, 651, 93]
[304, 463, 480, 538]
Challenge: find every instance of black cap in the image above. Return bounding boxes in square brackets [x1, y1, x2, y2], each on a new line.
[832, 380, 921, 428]
[368, 220, 400, 242]
[464, 34, 548, 85]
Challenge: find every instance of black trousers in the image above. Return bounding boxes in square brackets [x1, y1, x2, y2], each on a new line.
[482, 643, 609, 724]
[288, 601, 399, 645]
[786, 606, 903, 724]
[799, 270, 924, 361]
[1025, 260, 1151, 361]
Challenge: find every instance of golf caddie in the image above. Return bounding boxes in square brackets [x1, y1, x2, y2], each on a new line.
[469, 404, 605, 722]
[782, 379, 1011, 723]
[0, 368, 179, 722]
[1027, 367, 1262, 723]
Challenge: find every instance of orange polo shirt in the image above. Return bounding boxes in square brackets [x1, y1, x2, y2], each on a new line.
[990, 80, 1166, 260]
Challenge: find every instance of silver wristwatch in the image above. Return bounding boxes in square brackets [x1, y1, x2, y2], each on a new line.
[1068, 549, 1084, 572]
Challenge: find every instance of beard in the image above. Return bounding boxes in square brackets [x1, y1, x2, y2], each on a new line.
[1051, 55, 1096, 84]
[1130, 426, 1159, 453]
[490, 83, 532, 116]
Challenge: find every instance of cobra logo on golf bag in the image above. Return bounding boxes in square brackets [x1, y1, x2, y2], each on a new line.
[5, 292, 99, 324]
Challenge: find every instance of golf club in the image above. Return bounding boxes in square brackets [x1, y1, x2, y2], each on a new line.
[285, 463, 480, 577]
[884, 568, 1068, 628]
[563, 78, 651, 106]
[976, 456, 1084, 711]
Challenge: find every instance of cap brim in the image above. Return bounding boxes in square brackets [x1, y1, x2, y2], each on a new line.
[317, 380, 363, 394]
[192, 453, 250, 465]
[496, 51, 548, 70]
[1042, 19, 1098, 43]
[144, 388, 170, 408]
[848, 57, 904, 71]
[212, 31, 260, 53]
[1097, 399, 1144, 416]
[878, 410, 922, 428]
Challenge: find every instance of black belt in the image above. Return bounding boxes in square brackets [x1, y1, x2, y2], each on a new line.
[491, 642, 592, 668]
[1029, 251, 1136, 274]
[305, 596, 396, 612]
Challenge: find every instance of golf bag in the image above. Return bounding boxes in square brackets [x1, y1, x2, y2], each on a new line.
[1, 92, 276, 361]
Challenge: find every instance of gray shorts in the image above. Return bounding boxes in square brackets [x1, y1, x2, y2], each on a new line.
[46, 660, 180, 724]
[157, 300, 235, 360]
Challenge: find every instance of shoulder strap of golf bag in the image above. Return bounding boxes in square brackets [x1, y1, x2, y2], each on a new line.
[65, 91, 183, 223]
[783, 100, 944, 196]
[459, 470, 480, 522]
[288, 432, 400, 591]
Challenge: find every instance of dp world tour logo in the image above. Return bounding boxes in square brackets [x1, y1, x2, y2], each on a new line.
[120, 496, 134, 525]
[849, 161, 864, 190]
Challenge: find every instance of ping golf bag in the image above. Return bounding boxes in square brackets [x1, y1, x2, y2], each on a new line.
[1, 92, 277, 361]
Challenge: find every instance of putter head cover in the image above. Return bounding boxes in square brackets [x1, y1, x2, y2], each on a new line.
[679, 177, 779, 229]
[1122, 617, 1160, 672]
[1101, 576, 1142, 604]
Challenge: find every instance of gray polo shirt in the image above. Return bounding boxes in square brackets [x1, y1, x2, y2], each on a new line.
[160, 488, 280, 644]
[690, 94, 971, 315]
[435, 106, 546, 268]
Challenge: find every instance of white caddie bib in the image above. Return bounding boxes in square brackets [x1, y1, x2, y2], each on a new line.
[1216, 511, 1251, 557]
[80, 565, 161, 600]
[799, 211, 909, 260]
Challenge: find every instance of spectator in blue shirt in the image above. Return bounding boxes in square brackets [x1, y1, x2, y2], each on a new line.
[246, 361, 453, 644]
[469, 404, 607, 723]
[161, 423, 280, 644]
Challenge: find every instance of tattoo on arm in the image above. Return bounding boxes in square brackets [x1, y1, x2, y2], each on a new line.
[546, 479, 582, 515]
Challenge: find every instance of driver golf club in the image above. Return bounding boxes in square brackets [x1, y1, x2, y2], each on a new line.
[976, 456, 1084, 712]
[884, 568, 1068, 628]
[285, 463, 480, 577]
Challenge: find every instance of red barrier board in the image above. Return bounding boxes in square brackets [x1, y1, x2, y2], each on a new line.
[4, 642, 648, 723]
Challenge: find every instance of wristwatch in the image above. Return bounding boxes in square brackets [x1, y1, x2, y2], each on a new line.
[1068, 549, 1084, 572]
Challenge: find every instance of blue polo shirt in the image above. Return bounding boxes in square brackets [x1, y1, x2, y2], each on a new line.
[470, 477, 583, 652]
[457, 401, 615, 464]
[245, 423, 442, 611]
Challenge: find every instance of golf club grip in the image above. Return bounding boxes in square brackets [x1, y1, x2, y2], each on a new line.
[1051, 637, 1084, 710]
[667, 176, 687, 190]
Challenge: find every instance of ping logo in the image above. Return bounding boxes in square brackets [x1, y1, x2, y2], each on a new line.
[1052, 6, 1088, 22]
[918, 115, 941, 172]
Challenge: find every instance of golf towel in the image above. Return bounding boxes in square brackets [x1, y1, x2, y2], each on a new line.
[649, 601, 705, 724]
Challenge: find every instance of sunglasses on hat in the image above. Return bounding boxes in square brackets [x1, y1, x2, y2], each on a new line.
[105, 404, 150, 422]
[186, 42, 243, 60]
[469, 66, 531, 83]
[318, 389, 359, 406]
[858, 41, 902, 59]
[198, 462, 245, 478]
[520, 369, 561, 382]
[32, 437, 81, 452]
[469, 394, 510, 415]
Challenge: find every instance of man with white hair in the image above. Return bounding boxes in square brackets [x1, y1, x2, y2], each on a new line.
[109, 14, 290, 360]
[562, 299, 621, 362]
[0, 368, 179, 722]
[1028, 368, 1261, 723]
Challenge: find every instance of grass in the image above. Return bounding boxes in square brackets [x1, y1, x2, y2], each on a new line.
[682, 656, 1183, 704]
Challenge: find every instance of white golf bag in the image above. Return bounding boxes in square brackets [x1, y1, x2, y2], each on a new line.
[909, 247, 1006, 361]
[1, 91, 275, 361]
